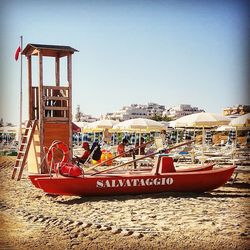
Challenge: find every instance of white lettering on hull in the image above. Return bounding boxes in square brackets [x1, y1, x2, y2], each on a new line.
[96, 177, 174, 188]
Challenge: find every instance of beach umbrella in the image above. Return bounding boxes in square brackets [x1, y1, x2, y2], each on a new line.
[83, 119, 118, 143]
[229, 113, 250, 129]
[229, 113, 250, 148]
[216, 125, 235, 132]
[174, 112, 230, 161]
[113, 118, 165, 154]
[174, 112, 230, 128]
[113, 118, 165, 132]
[83, 119, 118, 132]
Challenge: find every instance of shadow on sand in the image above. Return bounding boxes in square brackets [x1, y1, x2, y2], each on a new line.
[52, 184, 250, 205]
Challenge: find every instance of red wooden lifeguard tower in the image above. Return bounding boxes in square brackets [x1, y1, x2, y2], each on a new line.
[12, 44, 78, 180]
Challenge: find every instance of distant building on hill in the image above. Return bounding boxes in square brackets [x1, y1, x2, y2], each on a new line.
[147, 102, 166, 117]
[103, 102, 166, 121]
[163, 104, 205, 119]
[103, 104, 148, 121]
[223, 105, 250, 117]
[102, 103, 203, 121]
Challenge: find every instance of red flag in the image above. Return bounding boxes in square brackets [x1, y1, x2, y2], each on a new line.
[15, 46, 21, 61]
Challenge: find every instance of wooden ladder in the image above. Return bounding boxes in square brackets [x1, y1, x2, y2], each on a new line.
[11, 120, 38, 180]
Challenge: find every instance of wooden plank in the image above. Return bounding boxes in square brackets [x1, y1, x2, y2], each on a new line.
[35, 87, 39, 119]
[44, 122, 70, 149]
[43, 86, 69, 90]
[44, 117, 69, 122]
[45, 106, 69, 111]
[45, 96, 69, 101]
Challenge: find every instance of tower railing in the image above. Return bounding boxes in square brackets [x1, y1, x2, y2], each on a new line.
[43, 85, 69, 121]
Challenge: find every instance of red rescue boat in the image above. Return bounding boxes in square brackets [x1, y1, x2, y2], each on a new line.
[28, 161, 214, 189]
[32, 155, 235, 196]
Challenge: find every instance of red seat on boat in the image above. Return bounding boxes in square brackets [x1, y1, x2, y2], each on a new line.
[159, 156, 176, 173]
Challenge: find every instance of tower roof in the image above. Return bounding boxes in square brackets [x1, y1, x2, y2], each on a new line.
[22, 43, 79, 57]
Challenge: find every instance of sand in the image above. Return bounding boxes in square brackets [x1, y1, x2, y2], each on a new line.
[0, 156, 249, 250]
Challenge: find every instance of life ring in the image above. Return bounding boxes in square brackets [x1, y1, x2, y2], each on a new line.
[47, 141, 70, 171]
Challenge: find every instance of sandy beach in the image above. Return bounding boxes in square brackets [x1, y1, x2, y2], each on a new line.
[0, 156, 249, 250]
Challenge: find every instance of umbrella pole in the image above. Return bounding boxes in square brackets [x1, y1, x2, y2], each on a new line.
[139, 132, 141, 155]
[233, 128, 237, 160]
[201, 126, 205, 164]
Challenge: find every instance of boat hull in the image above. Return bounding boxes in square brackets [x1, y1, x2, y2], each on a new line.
[35, 166, 235, 196]
[28, 163, 214, 189]
[29, 174, 52, 188]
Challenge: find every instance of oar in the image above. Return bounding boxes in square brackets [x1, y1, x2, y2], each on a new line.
[84, 140, 154, 172]
[90, 139, 195, 176]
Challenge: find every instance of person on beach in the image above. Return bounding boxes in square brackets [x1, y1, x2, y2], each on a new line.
[74, 142, 91, 164]
[117, 138, 130, 156]
[102, 129, 112, 145]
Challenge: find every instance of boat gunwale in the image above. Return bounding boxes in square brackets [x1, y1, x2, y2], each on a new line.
[33, 165, 236, 181]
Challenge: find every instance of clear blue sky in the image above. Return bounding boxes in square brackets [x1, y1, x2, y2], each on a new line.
[0, 0, 249, 125]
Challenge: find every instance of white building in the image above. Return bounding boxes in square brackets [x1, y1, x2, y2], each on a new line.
[103, 104, 148, 121]
[147, 102, 166, 117]
[103, 103, 204, 121]
[163, 104, 204, 119]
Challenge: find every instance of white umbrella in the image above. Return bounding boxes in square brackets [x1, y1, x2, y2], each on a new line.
[83, 119, 118, 132]
[229, 113, 250, 129]
[174, 112, 230, 162]
[83, 119, 118, 143]
[113, 118, 165, 154]
[215, 125, 235, 132]
[113, 118, 165, 132]
[174, 112, 230, 128]
[229, 113, 250, 148]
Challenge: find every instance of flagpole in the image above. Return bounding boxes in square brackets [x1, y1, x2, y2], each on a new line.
[19, 35, 23, 143]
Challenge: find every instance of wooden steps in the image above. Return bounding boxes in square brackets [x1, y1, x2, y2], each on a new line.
[11, 120, 38, 180]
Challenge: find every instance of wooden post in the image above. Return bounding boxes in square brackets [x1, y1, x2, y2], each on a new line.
[38, 52, 44, 172]
[55, 56, 60, 86]
[27, 56, 33, 119]
[67, 54, 72, 159]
